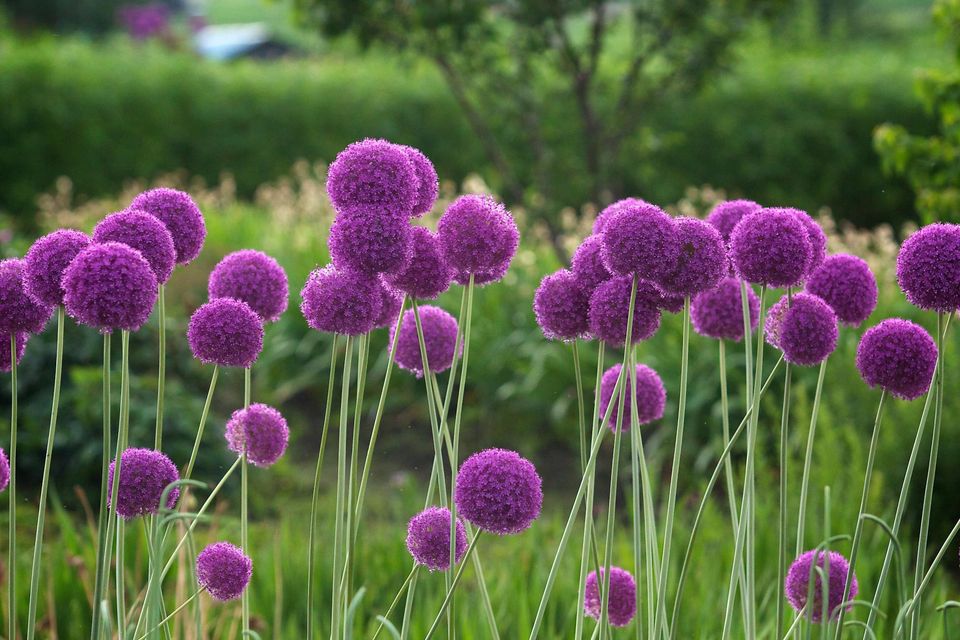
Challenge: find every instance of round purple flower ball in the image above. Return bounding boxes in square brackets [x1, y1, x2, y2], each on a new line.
[655, 290, 686, 314]
[691, 278, 760, 342]
[401, 145, 439, 218]
[92, 209, 175, 284]
[454, 448, 542, 535]
[326, 138, 420, 216]
[730, 208, 812, 288]
[0, 447, 8, 493]
[571, 235, 612, 295]
[385, 226, 452, 300]
[196, 542, 253, 602]
[23, 229, 91, 306]
[584, 566, 637, 627]
[300, 266, 383, 337]
[789, 208, 827, 278]
[658, 217, 726, 297]
[62, 243, 157, 333]
[329, 208, 413, 276]
[593, 198, 649, 235]
[452, 261, 511, 288]
[0, 259, 53, 334]
[208, 250, 289, 323]
[225, 403, 289, 468]
[534, 269, 590, 341]
[706, 199, 763, 241]
[107, 448, 180, 519]
[405, 506, 467, 571]
[187, 298, 264, 368]
[765, 293, 838, 367]
[896, 223, 960, 312]
[806, 254, 878, 326]
[389, 305, 459, 377]
[437, 195, 519, 281]
[785, 550, 857, 623]
[600, 201, 679, 282]
[856, 318, 937, 401]
[373, 278, 405, 330]
[0, 332, 28, 373]
[588, 276, 661, 346]
[598, 363, 667, 429]
[130, 188, 205, 265]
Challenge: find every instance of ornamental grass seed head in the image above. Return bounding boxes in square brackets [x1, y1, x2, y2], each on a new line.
[765, 292, 838, 367]
[23, 229, 91, 306]
[107, 448, 180, 519]
[405, 506, 467, 571]
[0, 259, 53, 334]
[657, 217, 726, 297]
[0, 332, 28, 373]
[225, 403, 289, 468]
[534, 269, 590, 341]
[571, 235, 612, 295]
[326, 138, 420, 216]
[856, 318, 937, 401]
[401, 145, 439, 218]
[196, 542, 253, 602]
[896, 223, 960, 312]
[208, 249, 289, 323]
[130, 188, 206, 265]
[385, 226, 453, 300]
[806, 254, 878, 326]
[389, 305, 460, 377]
[730, 208, 812, 288]
[584, 567, 637, 627]
[598, 363, 666, 429]
[691, 278, 760, 342]
[454, 448, 542, 535]
[588, 276, 661, 347]
[187, 298, 264, 368]
[328, 207, 414, 276]
[300, 265, 382, 336]
[437, 195, 519, 282]
[706, 199, 762, 241]
[599, 201, 679, 282]
[93, 209, 176, 284]
[785, 550, 857, 623]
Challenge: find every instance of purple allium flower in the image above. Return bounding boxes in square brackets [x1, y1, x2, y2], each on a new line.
[806, 254, 878, 326]
[598, 363, 666, 429]
[326, 138, 420, 216]
[130, 188, 206, 265]
[384, 227, 452, 300]
[856, 318, 937, 401]
[0, 332, 28, 373]
[593, 198, 650, 236]
[785, 550, 857, 623]
[62, 243, 157, 333]
[225, 403, 289, 468]
[401, 145, 439, 218]
[571, 235, 612, 295]
[389, 305, 460, 377]
[454, 448, 542, 535]
[656, 291, 686, 314]
[789, 209, 827, 278]
[0, 447, 8, 493]
[208, 250, 289, 323]
[187, 298, 264, 368]
[896, 223, 960, 312]
[437, 195, 519, 282]
[300, 266, 383, 336]
[107, 448, 180, 519]
[534, 269, 590, 341]
[600, 201, 679, 282]
[588, 276, 661, 346]
[23, 229, 91, 306]
[329, 208, 413, 276]
[405, 506, 467, 571]
[706, 199, 763, 241]
[765, 293, 838, 367]
[452, 262, 510, 288]
[584, 566, 637, 627]
[196, 542, 253, 602]
[0, 259, 53, 334]
[691, 278, 760, 342]
[373, 278, 404, 330]
[93, 209, 176, 284]
[730, 208, 812, 288]
[657, 217, 726, 297]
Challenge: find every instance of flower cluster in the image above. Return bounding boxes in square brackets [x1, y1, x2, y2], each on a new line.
[389, 305, 460, 377]
[598, 363, 667, 429]
[765, 292, 838, 367]
[107, 448, 180, 519]
[454, 448, 542, 535]
[196, 542, 253, 601]
[405, 506, 467, 571]
[584, 567, 637, 627]
[785, 550, 857, 623]
[208, 249, 289, 323]
[225, 403, 290, 468]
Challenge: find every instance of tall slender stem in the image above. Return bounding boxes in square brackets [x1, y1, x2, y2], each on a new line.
[8, 334, 19, 640]
[182, 366, 219, 483]
[895, 515, 960, 638]
[342, 333, 369, 613]
[627, 349, 644, 640]
[372, 564, 420, 640]
[330, 336, 354, 640]
[573, 340, 588, 472]
[241, 367, 251, 635]
[133, 589, 203, 640]
[155, 283, 166, 450]
[796, 359, 827, 555]
[91, 332, 112, 639]
[776, 360, 793, 637]
[114, 330, 132, 640]
[423, 532, 483, 640]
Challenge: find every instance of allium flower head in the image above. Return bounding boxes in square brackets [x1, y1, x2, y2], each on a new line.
[789, 208, 827, 278]
[571, 235, 612, 295]
[225, 403, 289, 468]
[856, 318, 937, 401]
[130, 188, 206, 264]
[62, 243, 157, 333]
[730, 208, 812, 288]
[300, 266, 383, 336]
[0, 447, 8, 493]
[23, 229, 91, 306]
[328, 208, 413, 275]
[806, 254, 878, 326]
[896, 223, 960, 312]
[452, 262, 510, 288]
[534, 269, 590, 341]
[598, 363, 666, 429]
[593, 198, 649, 235]
[656, 290, 686, 314]
[385, 227, 452, 300]
[405, 506, 467, 571]
[658, 217, 726, 297]
[691, 278, 760, 342]
[373, 278, 404, 330]
[108, 448, 180, 519]
[584, 567, 637, 627]
[455, 448, 542, 535]
[187, 298, 264, 368]
[0, 259, 53, 334]
[401, 145, 439, 218]
[765, 293, 838, 367]
[706, 199, 762, 241]
[326, 138, 420, 216]
[437, 195, 519, 281]
[785, 550, 857, 623]
[600, 201, 679, 281]
[93, 209, 176, 284]
[196, 542, 253, 602]
[588, 276, 661, 346]
[208, 250, 289, 322]
[0, 332, 28, 373]
[389, 305, 460, 377]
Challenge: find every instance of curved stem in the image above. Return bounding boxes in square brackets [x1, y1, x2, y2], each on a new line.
[155, 283, 166, 450]
[133, 589, 203, 640]
[91, 332, 112, 639]
[796, 359, 828, 556]
[182, 366, 219, 482]
[241, 366, 251, 635]
[372, 564, 419, 640]
[895, 515, 960, 638]
[8, 334, 19, 640]
[423, 532, 483, 640]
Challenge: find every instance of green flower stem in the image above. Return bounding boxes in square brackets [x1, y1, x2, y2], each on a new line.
[26, 307, 65, 639]
[372, 564, 420, 640]
[423, 531, 483, 640]
[895, 515, 960, 638]
[821, 486, 831, 640]
[8, 334, 19, 640]
[155, 283, 166, 450]
[91, 332, 112, 639]
[113, 330, 132, 640]
[133, 588, 203, 640]
[626, 346, 645, 640]
[306, 335, 339, 638]
[796, 358, 828, 556]
[744, 287, 767, 639]
[330, 336, 354, 640]
[573, 340, 587, 472]
[776, 359, 793, 637]
[241, 366, 251, 636]
[182, 366, 219, 483]
[343, 333, 370, 607]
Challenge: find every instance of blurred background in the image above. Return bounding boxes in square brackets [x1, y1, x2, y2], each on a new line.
[2, 0, 960, 637]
